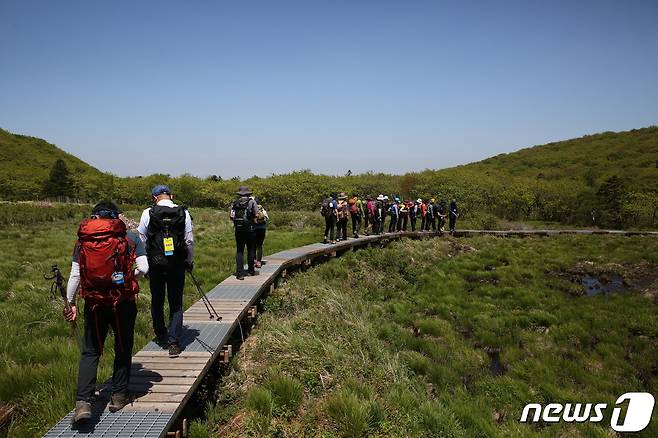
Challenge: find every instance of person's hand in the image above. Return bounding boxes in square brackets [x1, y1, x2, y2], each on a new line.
[185, 261, 194, 272]
[64, 305, 77, 322]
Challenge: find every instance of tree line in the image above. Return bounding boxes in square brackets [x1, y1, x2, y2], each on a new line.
[7, 158, 656, 230]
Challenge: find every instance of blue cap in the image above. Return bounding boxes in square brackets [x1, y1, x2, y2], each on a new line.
[151, 185, 172, 197]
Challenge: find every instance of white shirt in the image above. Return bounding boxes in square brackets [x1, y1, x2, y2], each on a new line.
[137, 199, 194, 262]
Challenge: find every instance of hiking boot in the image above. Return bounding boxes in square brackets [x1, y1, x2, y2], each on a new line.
[72, 400, 92, 423]
[154, 332, 168, 348]
[323, 238, 329, 244]
[236, 274, 245, 280]
[248, 270, 259, 276]
[108, 392, 130, 413]
[330, 240, 336, 244]
[168, 343, 181, 358]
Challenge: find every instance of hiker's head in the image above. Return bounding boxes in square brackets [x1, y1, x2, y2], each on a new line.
[235, 186, 253, 198]
[91, 201, 121, 219]
[151, 185, 173, 202]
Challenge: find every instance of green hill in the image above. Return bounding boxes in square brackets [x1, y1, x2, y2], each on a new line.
[465, 127, 658, 188]
[0, 128, 107, 200]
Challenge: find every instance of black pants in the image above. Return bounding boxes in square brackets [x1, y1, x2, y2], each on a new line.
[431, 216, 437, 231]
[438, 216, 445, 231]
[351, 214, 361, 236]
[410, 216, 417, 231]
[235, 229, 256, 274]
[77, 300, 137, 402]
[324, 215, 336, 242]
[255, 227, 266, 261]
[450, 215, 457, 231]
[388, 215, 398, 232]
[421, 215, 426, 231]
[424, 216, 432, 231]
[398, 215, 408, 231]
[363, 213, 370, 234]
[150, 263, 185, 344]
[337, 218, 348, 240]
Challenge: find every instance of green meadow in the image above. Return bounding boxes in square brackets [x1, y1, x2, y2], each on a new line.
[191, 235, 658, 437]
[0, 206, 321, 437]
[0, 203, 656, 437]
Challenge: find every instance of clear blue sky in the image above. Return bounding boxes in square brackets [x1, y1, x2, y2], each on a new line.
[2, 0, 657, 178]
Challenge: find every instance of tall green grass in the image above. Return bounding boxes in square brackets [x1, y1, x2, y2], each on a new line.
[0, 206, 323, 437]
[197, 235, 658, 437]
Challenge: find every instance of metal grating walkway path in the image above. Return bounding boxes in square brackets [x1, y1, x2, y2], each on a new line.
[43, 228, 657, 437]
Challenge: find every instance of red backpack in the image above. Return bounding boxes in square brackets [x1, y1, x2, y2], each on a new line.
[77, 218, 138, 307]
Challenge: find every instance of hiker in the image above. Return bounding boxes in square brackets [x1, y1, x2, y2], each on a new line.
[65, 202, 148, 422]
[411, 198, 421, 231]
[230, 186, 260, 279]
[388, 197, 400, 233]
[253, 197, 269, 268]
[138, 185, 194, 358]
[437, 200, 448, 232]
[321, 193, 337, 244]
[429, 198, 438, 231]
[398, 199, 409, 231]
[449, 199, 459, 234]
[348, 193, 364, 238]
[364, 196, 374, 235]
[336, 192, 349, 241]
[424, 199, 434, 231]
[374, 195, 385, 234]
[380, 195, 391, 233]
[420, 199, 428, 231]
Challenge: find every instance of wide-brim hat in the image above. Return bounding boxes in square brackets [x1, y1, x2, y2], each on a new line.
[376, 194, 385, 201]
[383, 196, 389, 201]
[337, 192, 347, 200]
[236, 186, 253, 196]
[416, 198, 422, 203]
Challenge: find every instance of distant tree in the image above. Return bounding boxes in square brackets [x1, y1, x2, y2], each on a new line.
[43, 159, 75, 199]
[206, 175, 222, 182]
[596, 176, 626, 227]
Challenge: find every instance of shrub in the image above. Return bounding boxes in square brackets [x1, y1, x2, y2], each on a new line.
[264, 374, 304, 417]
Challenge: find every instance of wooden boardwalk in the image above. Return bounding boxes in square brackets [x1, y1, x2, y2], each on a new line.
[43, 228, 657, 437]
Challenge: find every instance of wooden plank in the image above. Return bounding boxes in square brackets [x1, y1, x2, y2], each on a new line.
[122, 402, 181, 413]
[132, 362, 206, 370]
[130, 369, 200, 378]
[130, 377, 197, 385]
[130, 392, 187, 403]
[132, 356, 210, 364]
[134, 351, 211, 359]
[130, 384, 191, 394]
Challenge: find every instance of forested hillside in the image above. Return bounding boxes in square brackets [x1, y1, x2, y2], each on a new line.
[1, 126, 657, 228]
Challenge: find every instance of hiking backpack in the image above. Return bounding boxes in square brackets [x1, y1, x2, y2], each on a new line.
[321, 198, 333, 217]
[348, 198, 358, 215]
[146, 205, 188, 268]
[77, 218, 138, 306]
[337, 202, 349, 220]
[367, 200, 376, 217]
[232, 198, 254, 231]
[255, 204, 268, 224]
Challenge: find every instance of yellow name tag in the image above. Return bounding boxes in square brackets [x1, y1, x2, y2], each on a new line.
[163, 237, 174, 256]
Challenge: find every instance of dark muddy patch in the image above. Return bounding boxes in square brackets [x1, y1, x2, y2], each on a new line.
[549, 261, 657, 298]
[484, 347, 506, 376]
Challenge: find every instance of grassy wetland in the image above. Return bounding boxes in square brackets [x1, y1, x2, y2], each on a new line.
[190, 235, 658, 437]
[0, 205, 321, 437]
[0, 203, 656, 437]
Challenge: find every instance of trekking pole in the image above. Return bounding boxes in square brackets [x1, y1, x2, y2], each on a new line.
[187, 270, 221, 320]
[44, 265, 76, 330]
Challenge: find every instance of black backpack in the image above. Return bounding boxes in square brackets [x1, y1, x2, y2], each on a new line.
[320, 198, 333, 217]
[146, 205, 187, 268]
[233, 198, 253, 231]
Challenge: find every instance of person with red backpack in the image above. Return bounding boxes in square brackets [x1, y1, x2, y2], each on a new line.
[364, 196, 375, 235]
[138, 185, 194, 358]
[64, 202, 149, 423]
[348, 194, 364, 238]
[336, 193, 350, 241]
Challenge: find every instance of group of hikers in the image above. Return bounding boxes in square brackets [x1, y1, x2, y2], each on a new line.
[59, 184, 455, 424]
[321, 193, 459, 243]
[63, 184, 268, 423]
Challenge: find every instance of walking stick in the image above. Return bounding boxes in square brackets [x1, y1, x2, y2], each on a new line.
[43, 265, 83, 350]
[187, 270, 221, 320]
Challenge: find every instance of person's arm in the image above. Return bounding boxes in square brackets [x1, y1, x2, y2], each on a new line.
[137, 208, 150, 243]
[66, 261, 80, 304]
[184, 210, 194, 265]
